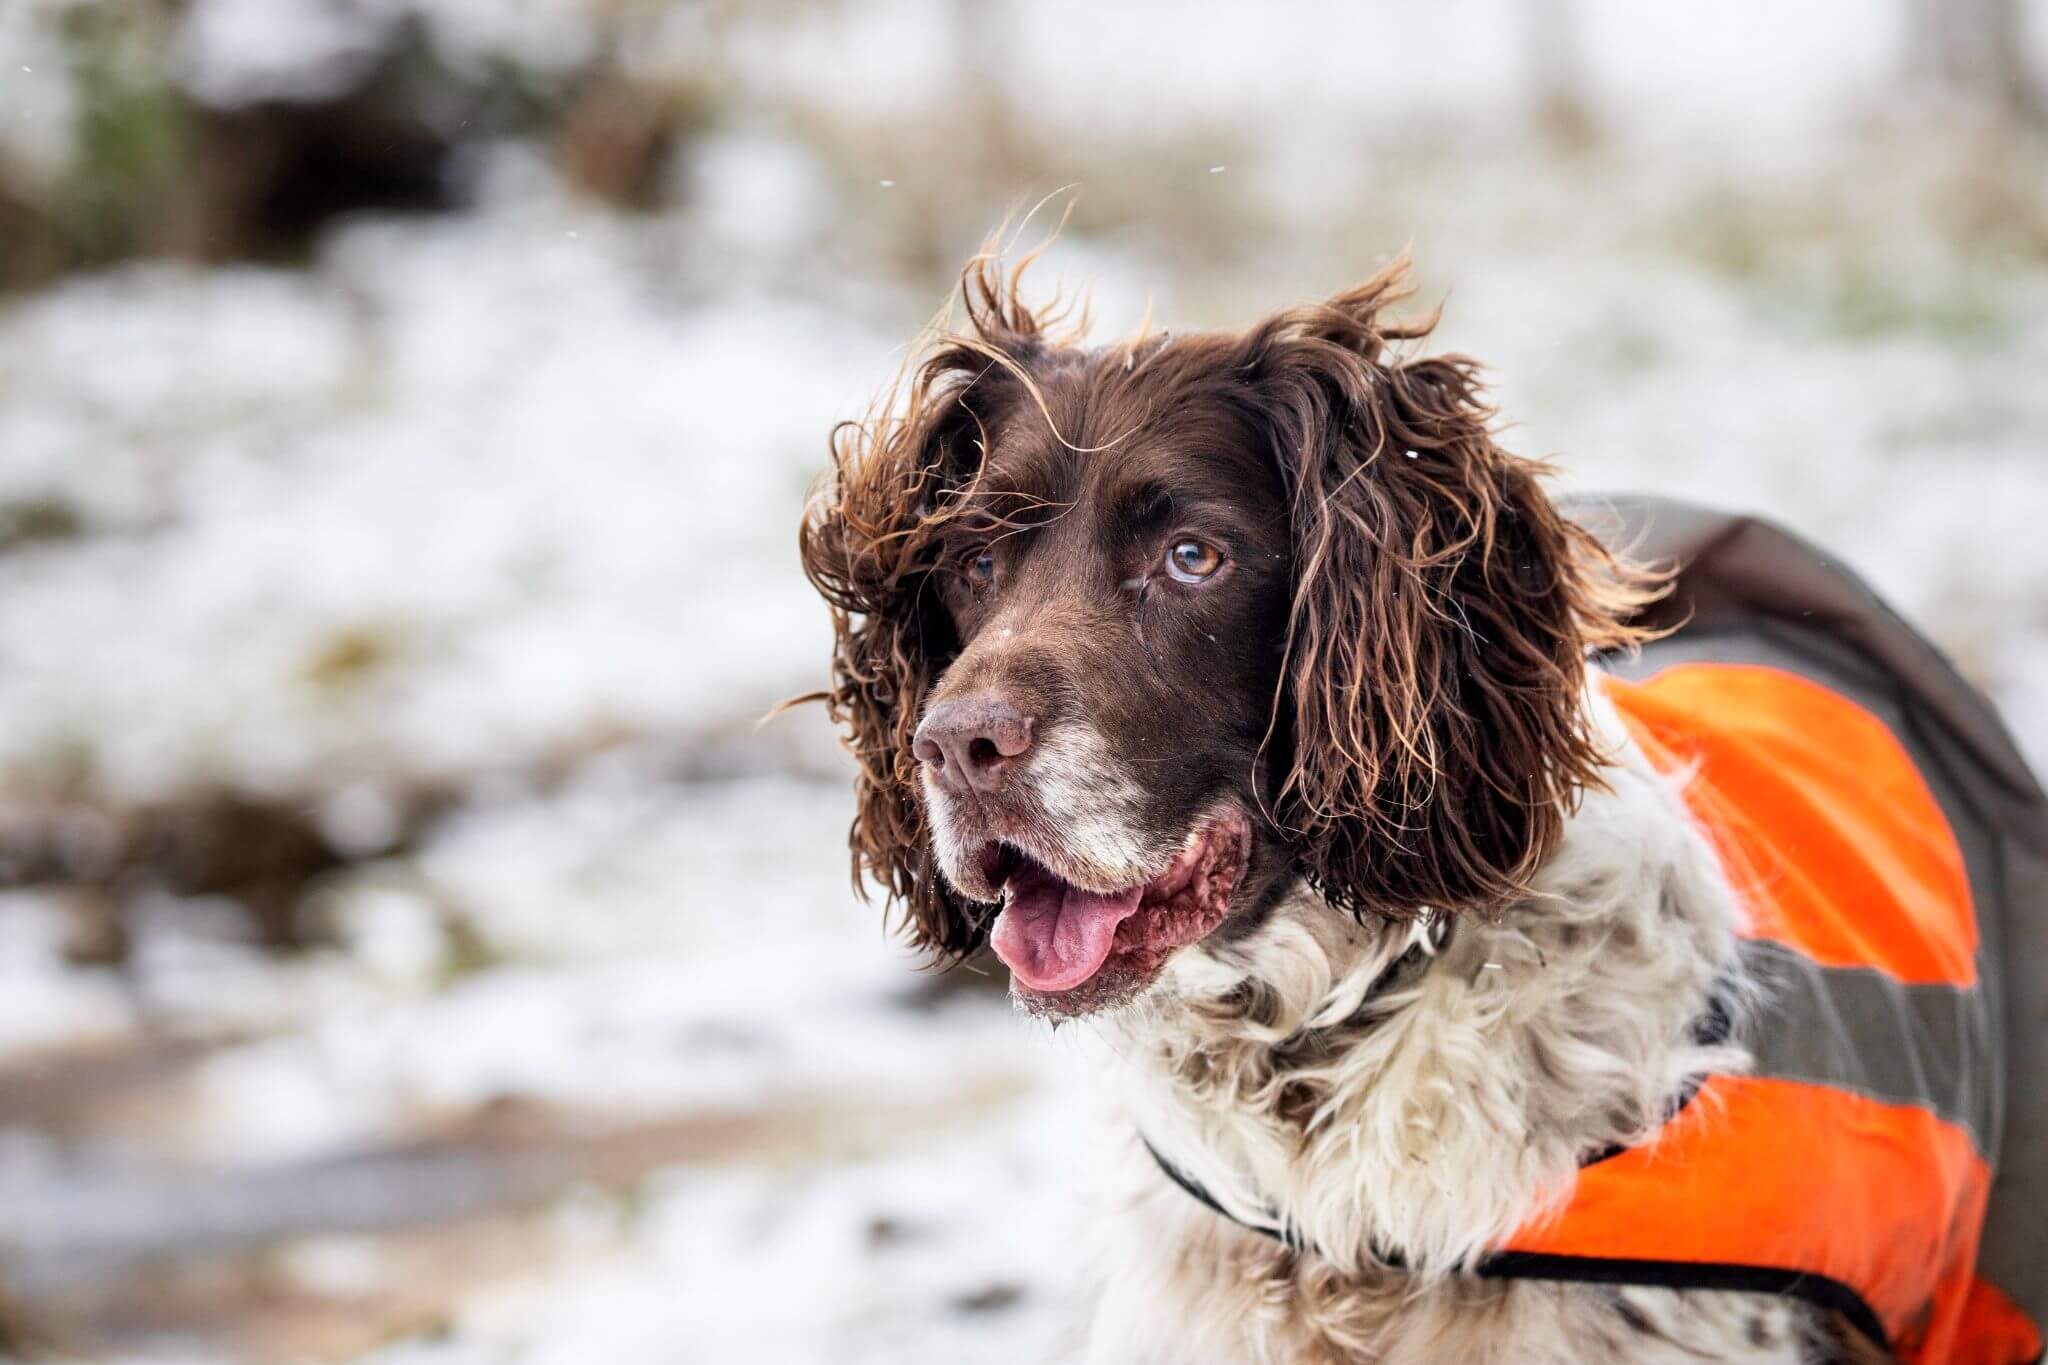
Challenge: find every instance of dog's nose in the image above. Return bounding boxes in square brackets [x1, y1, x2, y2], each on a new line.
[913, 695, 1035, 797]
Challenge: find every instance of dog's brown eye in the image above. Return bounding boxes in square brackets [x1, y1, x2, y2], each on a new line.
[1166, 539, 1222, 583]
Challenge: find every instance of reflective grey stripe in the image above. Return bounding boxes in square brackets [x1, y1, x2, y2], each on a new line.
[1612, 627, 2001, 1159]
[1738, 938, 1993, 1153]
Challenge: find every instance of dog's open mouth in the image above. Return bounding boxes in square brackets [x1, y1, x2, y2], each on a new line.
[983, 811, 1250, 997]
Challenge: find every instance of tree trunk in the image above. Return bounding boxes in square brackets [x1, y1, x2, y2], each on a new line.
[1904, 0, 2042, 122]
[1523, 0, 1597, 145]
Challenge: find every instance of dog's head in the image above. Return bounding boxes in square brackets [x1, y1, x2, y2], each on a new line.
[800, 256, 1651, 1017]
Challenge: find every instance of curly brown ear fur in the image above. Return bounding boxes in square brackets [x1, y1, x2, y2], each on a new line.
[796, 256, 1063, 958]
[1244, 261, 1662, 921]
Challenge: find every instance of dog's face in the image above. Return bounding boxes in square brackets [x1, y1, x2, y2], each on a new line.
[914, 382, 1296, 1014]
[801, 257, 1648, 1017]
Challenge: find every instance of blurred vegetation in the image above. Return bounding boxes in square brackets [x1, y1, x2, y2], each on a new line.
[2, 0, 2044, 301]
[0, 0, 716, 290]
[55, 4, 189, 266]
[0, 496, 86, 552]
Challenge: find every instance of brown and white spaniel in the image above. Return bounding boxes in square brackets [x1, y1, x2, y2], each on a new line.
[797, 256, 1904, 1364]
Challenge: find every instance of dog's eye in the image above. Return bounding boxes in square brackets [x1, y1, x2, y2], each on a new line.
[1165, 539, 1222, 584]
[966, 549, 996, 585]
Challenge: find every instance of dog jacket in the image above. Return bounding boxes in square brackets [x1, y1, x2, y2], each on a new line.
[1483, 497, 2047, 1364]
[1145, 497, 2048, 1362]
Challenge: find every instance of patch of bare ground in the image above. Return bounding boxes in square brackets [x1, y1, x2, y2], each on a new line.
[2, 1072, 1030, 1362]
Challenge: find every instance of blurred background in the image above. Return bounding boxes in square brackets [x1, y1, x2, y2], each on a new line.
[1, 2, 2046, 1361]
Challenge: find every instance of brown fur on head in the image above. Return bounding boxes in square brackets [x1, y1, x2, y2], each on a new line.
[798, 251, 1660, 973]
[796, 254, 1059, 958]
[1239, 269, 1659, 923]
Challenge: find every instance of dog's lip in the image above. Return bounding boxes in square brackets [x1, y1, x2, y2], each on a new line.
[979, 837, 1206, 907]
[981, 808, 1253, 997]
[962, 824, 1207, 906]
[975, 840, 1023, 895]
[962, 810, 1245, 908]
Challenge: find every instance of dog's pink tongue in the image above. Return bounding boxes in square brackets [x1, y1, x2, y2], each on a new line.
[992, 872, 1144, 993]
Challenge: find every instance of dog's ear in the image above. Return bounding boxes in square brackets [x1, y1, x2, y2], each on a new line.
[797, 261, 1046, 959]
[1241, 261, 1657, 920]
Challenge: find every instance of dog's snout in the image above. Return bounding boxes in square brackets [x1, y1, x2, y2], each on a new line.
[914, 695, 1035, 797]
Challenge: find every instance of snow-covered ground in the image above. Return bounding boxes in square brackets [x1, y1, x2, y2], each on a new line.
[3, 3, 2047, 1361]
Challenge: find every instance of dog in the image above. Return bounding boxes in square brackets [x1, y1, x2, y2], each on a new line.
[798, 255, 2047, 1364]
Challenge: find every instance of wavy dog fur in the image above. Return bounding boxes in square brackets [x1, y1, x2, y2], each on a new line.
[795, 255, 1868, 1360]
[797, 250, 1089, 956]
[1238, 274, 1661, 922]
[1075, 695, 1891, 1362]
[798, 253, 1662, 955]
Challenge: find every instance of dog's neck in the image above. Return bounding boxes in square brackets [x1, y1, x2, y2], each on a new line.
[1103, 690, 1747, 1275]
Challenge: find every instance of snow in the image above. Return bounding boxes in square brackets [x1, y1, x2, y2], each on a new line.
[2, 3, 2046, 1362]
[0, 174, 894, 802]
[0, 892, 132, 1052]
[175, 0, 597, 106]
[340, 1075, 1097, 1365]
[0, 4, 78, 188]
